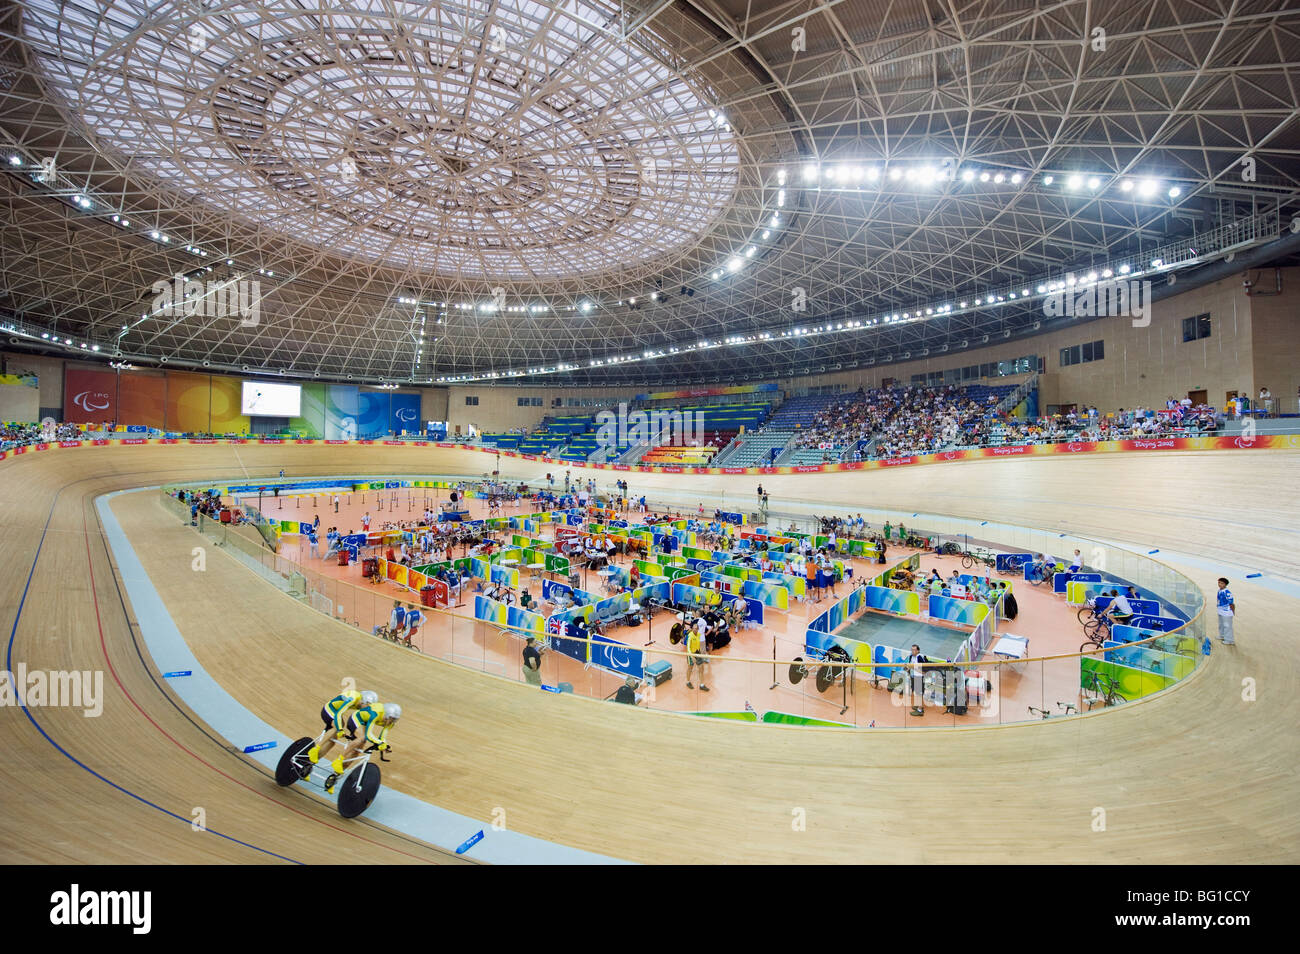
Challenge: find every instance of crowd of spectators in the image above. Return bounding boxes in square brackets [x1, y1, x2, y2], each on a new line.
[792, 385, 1006, 460]
[783, 384, 1249, 460]
[1, 421, 81, 448]
[986, 399, 1226, 445]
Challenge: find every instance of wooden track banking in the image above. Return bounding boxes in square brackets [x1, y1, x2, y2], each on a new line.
[1, 443, 1296, 864]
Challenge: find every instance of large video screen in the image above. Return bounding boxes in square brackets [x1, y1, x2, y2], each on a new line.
[241, 381, 301, 417]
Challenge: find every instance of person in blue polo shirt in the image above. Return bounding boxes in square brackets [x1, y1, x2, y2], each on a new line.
[1216, 578, 1236, 645]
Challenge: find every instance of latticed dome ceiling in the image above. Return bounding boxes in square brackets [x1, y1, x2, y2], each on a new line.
[2, 0, 1300, 386]
[26, 0, 742, 281]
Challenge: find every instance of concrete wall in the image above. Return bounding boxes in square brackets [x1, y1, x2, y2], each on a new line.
[1, 352, 63, 409]
[446, 385, 643, 434]
[420, 387, 449, 426]
[773, 273, 1259, 412]
[0, 382, 40, 422]
[1245, 268, 1300, 413]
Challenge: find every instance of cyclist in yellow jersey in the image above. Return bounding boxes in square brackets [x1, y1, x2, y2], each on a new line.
[310, 689, 377, 768]
[324, 701, 401, 794]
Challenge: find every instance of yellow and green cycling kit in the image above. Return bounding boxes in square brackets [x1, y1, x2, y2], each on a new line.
[322, 690, 362, 734]
[349, 703, 392, 749]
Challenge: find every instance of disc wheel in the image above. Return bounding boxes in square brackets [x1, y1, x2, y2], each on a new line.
[788, 657, 808, 685]
[337, 762, 382, 818]
[814, 664, 836, 693]
[275, 736, 314, 787]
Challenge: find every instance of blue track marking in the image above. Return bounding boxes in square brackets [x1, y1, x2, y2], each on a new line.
[6, 490, 303, 864]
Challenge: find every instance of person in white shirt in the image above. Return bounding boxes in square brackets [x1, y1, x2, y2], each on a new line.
[1215, 577, 1236, 645]
[1102, 590, 1134, 625]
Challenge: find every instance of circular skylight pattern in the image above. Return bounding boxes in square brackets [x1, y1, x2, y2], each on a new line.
[23, 0, 741, 281]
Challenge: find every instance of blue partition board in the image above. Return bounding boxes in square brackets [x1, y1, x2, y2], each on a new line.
[872, 644, 909, 679]
[1129, 615, 1183, 632]
[546, 616, 589, 663]
[589, 635, 644, 678]
[1111, 623, 1166, 644]
[803, 628, 837, 659]
[541, 579, 572, 602]
[1054, 571, 1101, 593]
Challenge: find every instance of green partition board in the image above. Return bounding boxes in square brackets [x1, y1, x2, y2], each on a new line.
[1080, 655, 1176, 700]
[761, 711, 853, 728]
[684, 711, 759, 723]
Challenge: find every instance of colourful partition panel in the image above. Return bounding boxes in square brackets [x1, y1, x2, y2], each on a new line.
[1081, 655, 1174, 700]
[474, 595, 509, 626]
[760, 712, 853, 728]
[863, 586, 919, 615]
[762, 570, 806, 599]
[741, 580, 789, 610]
[825, 597, 847, 631]
[699, 571, 742, 595]
[671, 582, 723, 607]
[634, 559, 667, 580]
[507, 605, 544, 634]
[631, 582, 670, 606]
[927, 595, 989, 626]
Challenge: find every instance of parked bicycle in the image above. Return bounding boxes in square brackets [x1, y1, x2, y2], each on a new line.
[1027, 701, 1078, 719]
[1081, 671, 1127, 709]
[1079, 615, 1114, 655]
[960, 546, 997, 570]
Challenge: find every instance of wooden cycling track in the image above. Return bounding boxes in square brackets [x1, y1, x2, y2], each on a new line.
[1, 442, 1296, 864]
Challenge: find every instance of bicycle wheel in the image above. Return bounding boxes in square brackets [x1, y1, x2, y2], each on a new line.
[1082, 617, 1106, 640]
[275, 736, 314, 786]
[337, 762, 382, 818]
[1079, 639, 1104, 655]
[814, 664, 836, 693]
[1077, 606, 1096, 625]
[961, 554, 975, 570]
